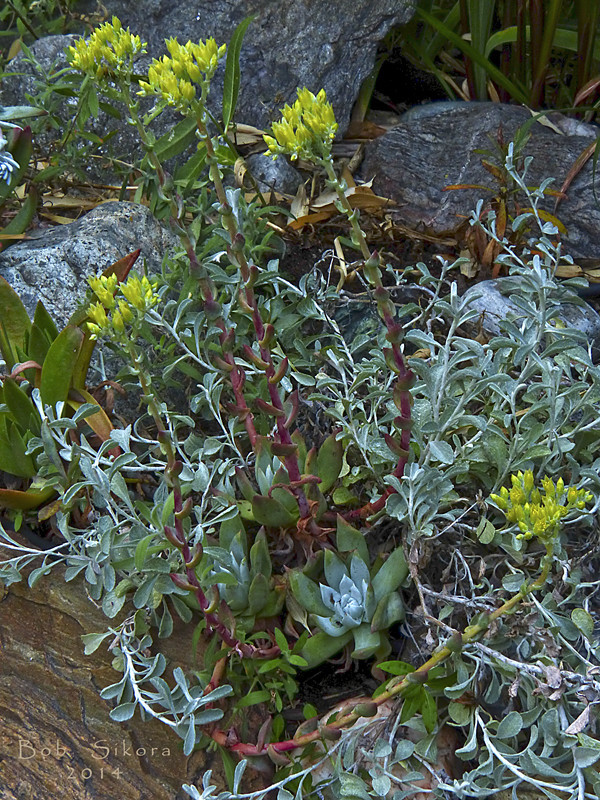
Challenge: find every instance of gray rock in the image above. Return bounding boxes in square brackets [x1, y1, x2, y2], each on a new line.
[245, 152, 302, 195]
[462, 277, 600, 361]
[0, 201, 179, 327]
[361, 102, 600, 260]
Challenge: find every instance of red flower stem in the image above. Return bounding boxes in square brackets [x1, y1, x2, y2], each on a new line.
[195, 118, 311, 518]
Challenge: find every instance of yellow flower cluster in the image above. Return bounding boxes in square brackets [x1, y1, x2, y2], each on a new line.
[138, 37, 226, 108]
[86, 273, 159, 340]
[264, 87, 338, 162]
[67, 17, 145, 80]
[490, 470, 592, 542]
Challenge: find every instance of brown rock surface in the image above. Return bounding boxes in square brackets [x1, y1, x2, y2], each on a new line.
[0, 566, 229, 800]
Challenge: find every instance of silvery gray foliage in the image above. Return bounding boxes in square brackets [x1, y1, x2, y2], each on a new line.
[88, 622, 233, 756]
[3, 149, 600, 798]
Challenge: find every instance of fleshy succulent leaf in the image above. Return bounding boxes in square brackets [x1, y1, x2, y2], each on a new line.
[336, 515, 369, 563]
[247, 572, 270, 616]
[371, 591, 405, 632]
[249, 529, 272, 580]
[351, 624, 382, 659]
[251, 494, 298, 528]
[0, 485, 55, 510]
[0, 276, 31, 370]
[316, 432, 343, 493]
[298, 629, 353, 669]
[289, 570, 330, 616]
[371, 546, 409, 603]
[323, 548, 347, 592]
[2, 377, 40, 436]
[40, 325, 84, 407]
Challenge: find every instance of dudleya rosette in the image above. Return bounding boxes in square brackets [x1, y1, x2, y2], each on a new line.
[289, 518, 408, 667]
[200, 519, 284, 632]
[315, 554, 375, 636]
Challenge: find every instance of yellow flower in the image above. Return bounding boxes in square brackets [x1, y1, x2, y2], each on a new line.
[264, 87, 338, 162]
[67, 17, 145, 80]
[89, 273, 118, 309]
[119, 274, 159, 312]
[86, 273, 159, 340]
[86, 301, 110, 338]
[489, 470, 592, 544]
[138, 37, 226, 109]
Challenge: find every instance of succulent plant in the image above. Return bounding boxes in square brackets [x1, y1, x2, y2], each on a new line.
[288, 517, 409, 667]
[233, 431, 343, 538]
[200, 514, 285, 633]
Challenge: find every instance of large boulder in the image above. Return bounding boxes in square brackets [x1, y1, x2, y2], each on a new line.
[360, 102, 600, 260]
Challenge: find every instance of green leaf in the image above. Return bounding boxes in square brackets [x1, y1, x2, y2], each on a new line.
[109, 702, 137, 722]
[0, 276, 31, 369]
[298, 629, 353, 669]
[236, 690, 271, 708]
[0, 187, 37, 249]
[372, 546, 408, 601]
[134, 534, 156, 571]
[32, 300, 59, 345]
[0, 485, 54, 510]
[336, 515, 369, 563]
[371, 592, 405, 632]
[40, 325, 83, 407]
[0, 105, 45, 122]
[448, 701, 473, 725]
[0, 422, 36, 477]
[247, 572, 270, 615]
[455, 721, 479, 760]
[222, 15, 255, 131]
[351, 625, 381, 659]
[151, 116, 197, 162]
[421, 690, 437, 733]
[400, 685, 426, 724]
[251, 494, 297, 528]
[317, 433, 343, 493]
[288, 570, 329, 616]
[429, 440, 455, 465]
[2, 377, 39, 434]
[502, 571, 526, 592]
[496, 711, 523, 739]
[81, 631, 111, 655]
[574, 747, 600, 769]
[571, 608, 595, 640]
[475, 517, 496, 544]
[28, 564, 52, 587]
[249, 529, 271, 580]
[377, 660, 415, 676]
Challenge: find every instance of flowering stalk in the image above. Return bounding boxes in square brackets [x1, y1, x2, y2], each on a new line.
[265, 88, 414, 519]
[138, 43, 314, 521]
[68, 20, 203, 273]
[86, 274, 277, 659]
